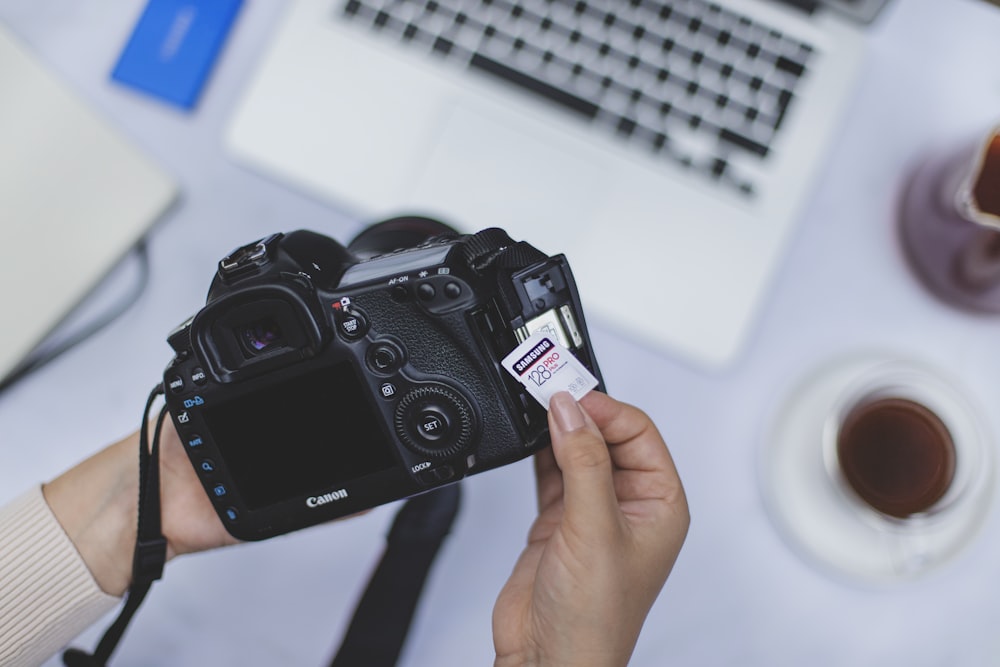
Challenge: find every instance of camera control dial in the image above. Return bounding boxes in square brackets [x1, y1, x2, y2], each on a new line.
[394, 384, 475, 459]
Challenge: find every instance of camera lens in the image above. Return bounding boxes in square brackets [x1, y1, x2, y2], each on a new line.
[347, 216, 458, 259]
[240, 317, 284, 354]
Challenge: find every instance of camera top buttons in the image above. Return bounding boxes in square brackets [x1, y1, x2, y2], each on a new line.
[412, 276, 474, 314]
[417, 280, 459, 301]
[417, 283, 436, 301]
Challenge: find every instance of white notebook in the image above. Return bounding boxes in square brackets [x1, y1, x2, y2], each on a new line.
[0, 24, 177, 382]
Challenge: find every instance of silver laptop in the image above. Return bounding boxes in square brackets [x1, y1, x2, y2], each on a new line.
[225, 0, 889, 368]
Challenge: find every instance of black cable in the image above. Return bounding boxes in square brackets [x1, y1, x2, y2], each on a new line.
[0, 240, 152, 394]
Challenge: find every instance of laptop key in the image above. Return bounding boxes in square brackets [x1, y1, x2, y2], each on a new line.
[433, 36, 454, 54]
[719, 128, 768, 158]
[469, 53, 600, 119]
[774, 55, 806, 77]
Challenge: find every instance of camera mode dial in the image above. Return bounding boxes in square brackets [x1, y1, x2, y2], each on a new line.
[394, 384, 475, 459]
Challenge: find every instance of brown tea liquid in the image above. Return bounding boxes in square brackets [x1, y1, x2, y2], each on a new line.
[837, 398, 956, 518]
[972, 132, 1000, 217]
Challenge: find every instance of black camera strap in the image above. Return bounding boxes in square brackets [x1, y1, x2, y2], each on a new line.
[328, 484, 461, 667]
[63, 385, 168, 667]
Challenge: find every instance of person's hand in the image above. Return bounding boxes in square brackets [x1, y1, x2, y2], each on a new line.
[493, 391, 689, 667]
[43, 419, 237, 597]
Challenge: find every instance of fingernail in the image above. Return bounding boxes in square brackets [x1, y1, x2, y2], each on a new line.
[550, 392, 585, 432]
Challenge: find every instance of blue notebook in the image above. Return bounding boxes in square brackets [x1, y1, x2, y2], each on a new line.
[112, 0, 243, 110]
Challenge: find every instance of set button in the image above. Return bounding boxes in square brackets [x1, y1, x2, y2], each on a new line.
[415, 408, 451, 442]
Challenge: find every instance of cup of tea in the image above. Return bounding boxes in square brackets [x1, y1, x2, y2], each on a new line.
[824, 363, 981, 524]
[762, 356, 994, 583]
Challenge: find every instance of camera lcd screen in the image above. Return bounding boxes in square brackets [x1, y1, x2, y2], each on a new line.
[202, 362, 395, 510]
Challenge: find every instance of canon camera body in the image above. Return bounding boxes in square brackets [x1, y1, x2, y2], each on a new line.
[162, 220, 603, 540]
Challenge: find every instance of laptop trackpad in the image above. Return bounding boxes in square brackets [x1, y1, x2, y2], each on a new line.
[401, 101, 608, 252]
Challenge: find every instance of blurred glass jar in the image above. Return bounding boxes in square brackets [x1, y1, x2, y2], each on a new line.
[899, 125, 1000, 311]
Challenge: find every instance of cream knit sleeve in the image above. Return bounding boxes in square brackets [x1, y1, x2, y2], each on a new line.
[0, 486, 119, 667]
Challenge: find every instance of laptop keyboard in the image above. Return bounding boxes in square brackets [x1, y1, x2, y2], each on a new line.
[341, 0, 816, 198]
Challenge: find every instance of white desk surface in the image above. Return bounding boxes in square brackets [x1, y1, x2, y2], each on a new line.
[3, 1, 1000, 665]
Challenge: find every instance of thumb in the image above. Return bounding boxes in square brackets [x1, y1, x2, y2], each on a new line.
[548, 392, 620, 531]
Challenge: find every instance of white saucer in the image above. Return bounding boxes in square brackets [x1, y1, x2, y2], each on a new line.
[759, 355, 994, 584]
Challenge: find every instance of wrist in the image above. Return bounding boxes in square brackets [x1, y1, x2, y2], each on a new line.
[495, 648, 624, 667]
[43, 432, 141, 597]
[495, 651, 540, 667]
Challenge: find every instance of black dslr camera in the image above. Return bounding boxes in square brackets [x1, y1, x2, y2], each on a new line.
[163, 218, 603, 540]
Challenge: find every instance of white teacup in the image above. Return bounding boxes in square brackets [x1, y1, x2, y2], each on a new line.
[763, 356, 994, 583]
